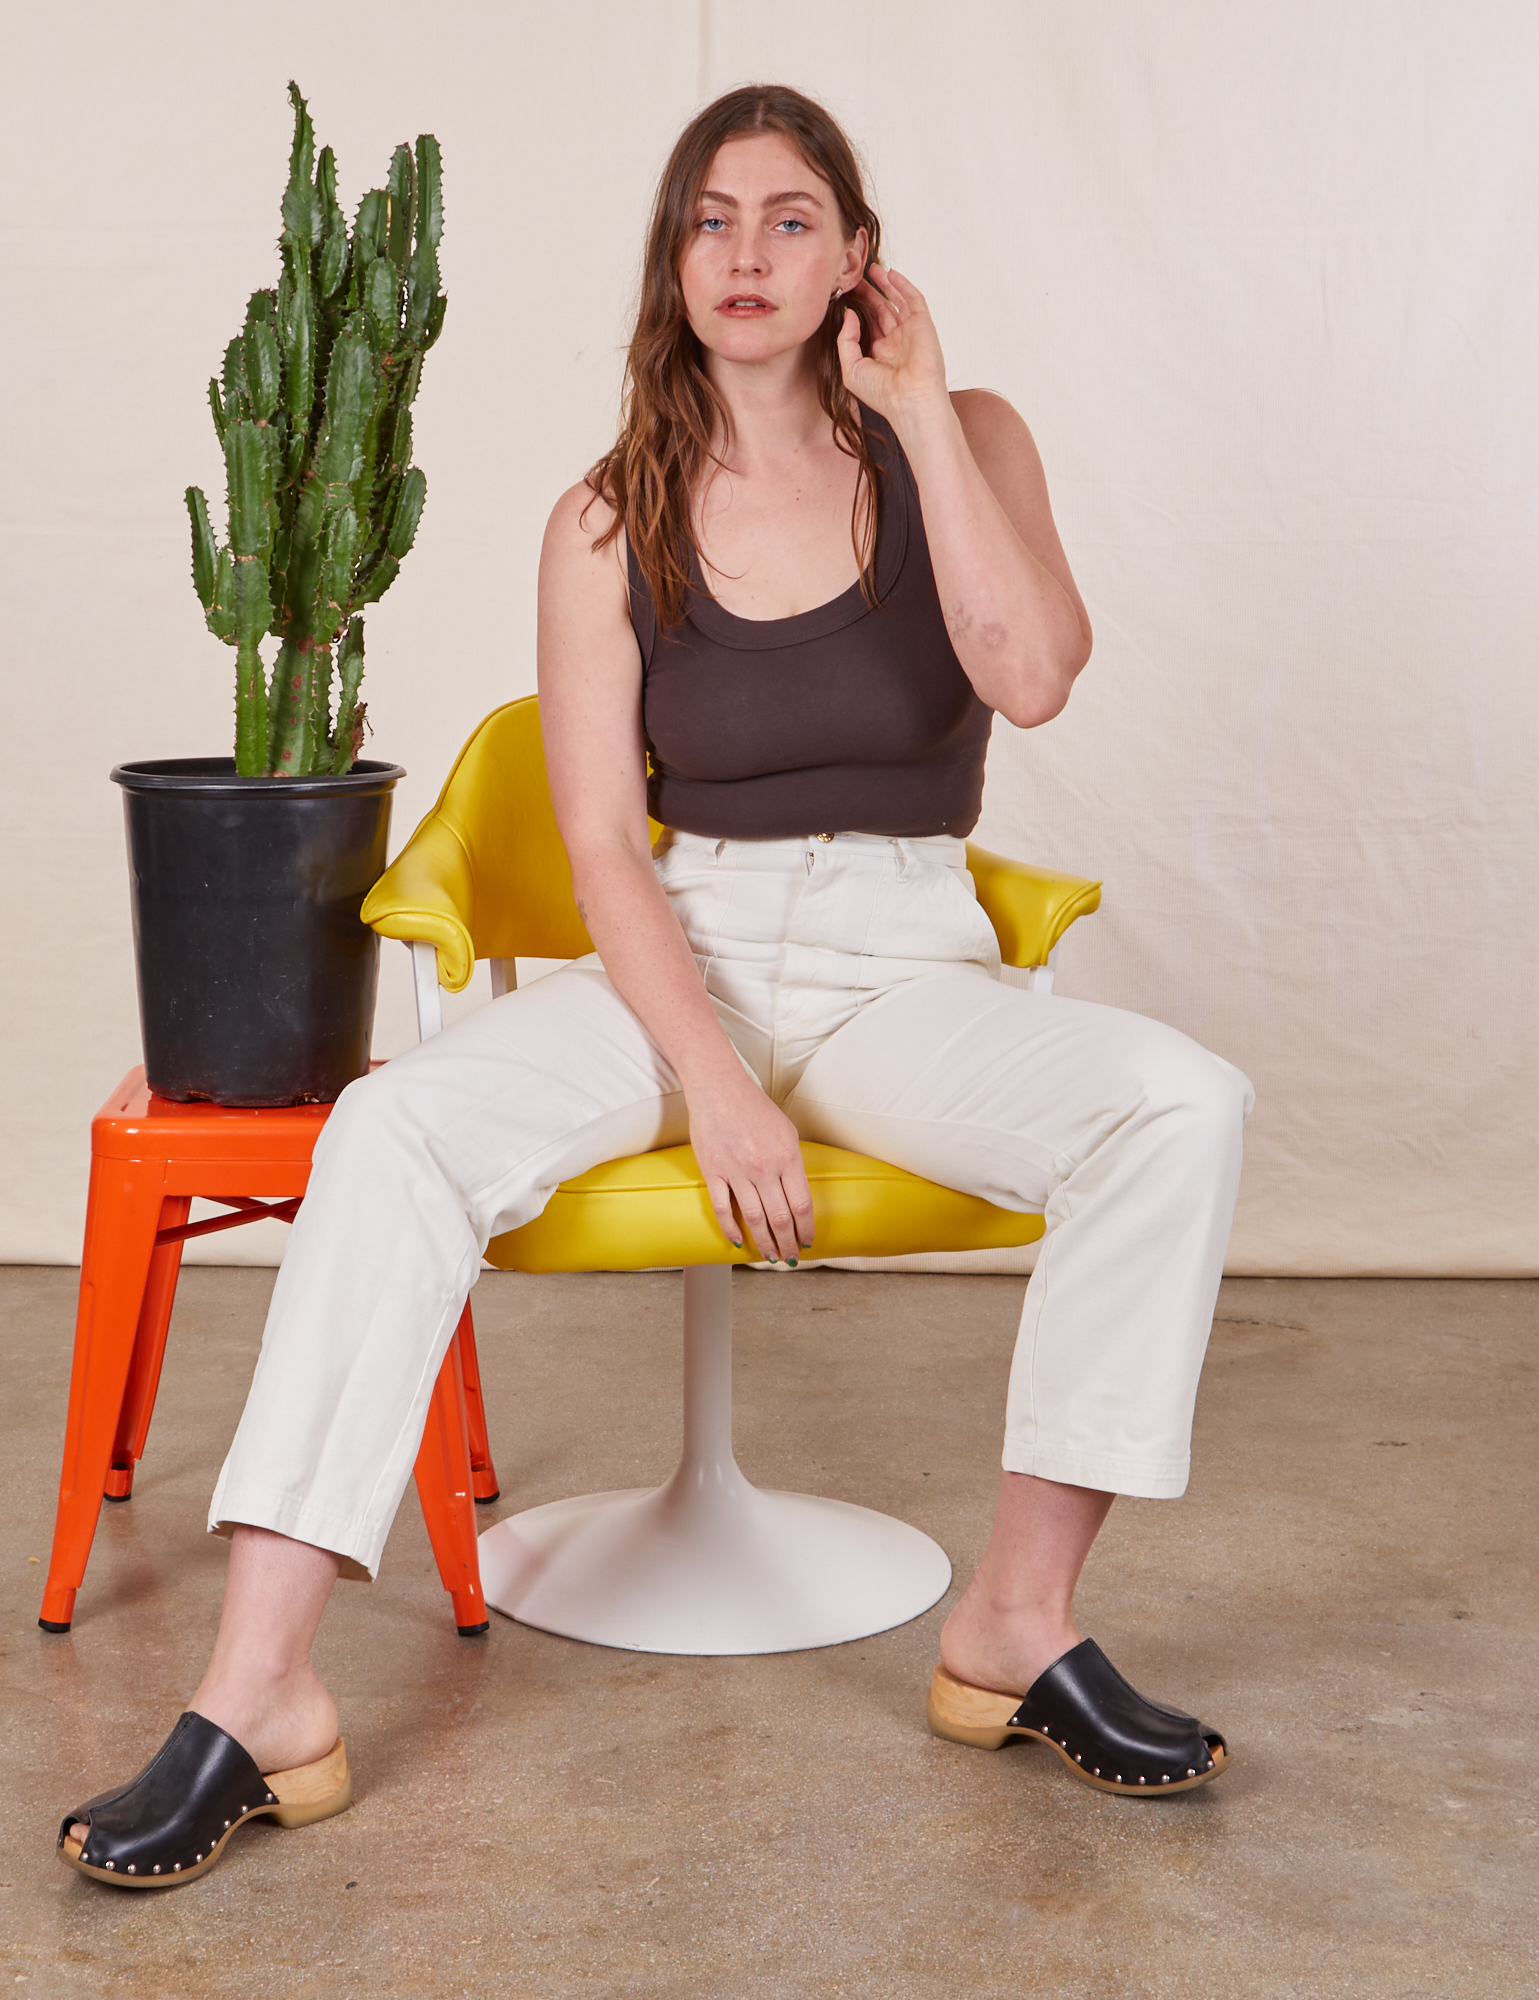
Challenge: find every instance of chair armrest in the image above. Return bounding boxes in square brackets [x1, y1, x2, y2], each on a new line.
[360, 815, 478, 993]
[363, 814, 1101, 992]
[965, 844, 1102, 969]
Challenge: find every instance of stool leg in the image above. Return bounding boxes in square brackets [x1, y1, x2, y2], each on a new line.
[413, 1331, 490, 1636]
[104, 1196, 191, 1501]
[455, 1302, 501, 1503]
[40, 1161, 168, 1632]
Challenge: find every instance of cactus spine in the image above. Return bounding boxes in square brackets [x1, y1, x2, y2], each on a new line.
[186, 83, 444, 776]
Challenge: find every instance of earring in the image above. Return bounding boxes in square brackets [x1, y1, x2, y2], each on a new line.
[831, 286, 842, 300]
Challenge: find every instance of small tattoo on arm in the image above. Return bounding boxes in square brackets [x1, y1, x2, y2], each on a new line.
[948, 601, 1008, 650]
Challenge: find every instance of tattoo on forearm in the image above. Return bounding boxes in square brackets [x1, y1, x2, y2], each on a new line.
[948, 599, 1008, 651]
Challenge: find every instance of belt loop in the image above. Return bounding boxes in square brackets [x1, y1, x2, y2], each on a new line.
[713, 838, 727, 866]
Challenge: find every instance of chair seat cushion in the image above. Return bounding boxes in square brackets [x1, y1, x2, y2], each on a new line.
[485, 1141, 1044, 1274]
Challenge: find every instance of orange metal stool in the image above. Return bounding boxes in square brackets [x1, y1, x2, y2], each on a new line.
[38, 1067, 500, 1638]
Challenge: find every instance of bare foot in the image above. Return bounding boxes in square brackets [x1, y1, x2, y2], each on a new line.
[67, 1669, 338, 1850]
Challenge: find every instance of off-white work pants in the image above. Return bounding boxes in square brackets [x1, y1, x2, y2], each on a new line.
[210, 830, 1254, 1580]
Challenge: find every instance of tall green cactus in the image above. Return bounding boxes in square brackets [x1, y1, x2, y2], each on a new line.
[187, 83, 445, 776]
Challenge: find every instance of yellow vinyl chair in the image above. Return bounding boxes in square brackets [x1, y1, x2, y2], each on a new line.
[362, 697, 1101, 1656]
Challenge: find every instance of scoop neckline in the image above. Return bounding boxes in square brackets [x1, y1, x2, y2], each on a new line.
[681, 409, 909, 653]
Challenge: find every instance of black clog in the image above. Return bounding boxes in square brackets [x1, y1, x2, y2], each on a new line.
[59, 1710, 351, 1887]
[928, 1638, 1227, 1795]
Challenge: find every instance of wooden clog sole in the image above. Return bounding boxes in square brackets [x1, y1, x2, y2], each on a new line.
[59, 1738, 352, 1887]
[927, 1666, 1227, 1796]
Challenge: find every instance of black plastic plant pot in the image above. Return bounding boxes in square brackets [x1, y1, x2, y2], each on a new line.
[111, 758, 406, 1108]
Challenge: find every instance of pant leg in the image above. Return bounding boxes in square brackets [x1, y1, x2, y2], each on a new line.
[783, 973, 1254, 1499]
[208, 960, 688, 1578]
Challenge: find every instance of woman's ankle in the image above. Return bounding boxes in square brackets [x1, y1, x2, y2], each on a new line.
[939, 1578, 1082, 1696]
[191, 1661, 338, 1775]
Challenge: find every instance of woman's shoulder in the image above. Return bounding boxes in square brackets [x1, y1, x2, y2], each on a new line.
[543, 477, 627, 570]
[947, 388, 1048, 487]
[545, 476, 622, 552]
[540, 478, 631, 618]
[949, 386, 1033, 444]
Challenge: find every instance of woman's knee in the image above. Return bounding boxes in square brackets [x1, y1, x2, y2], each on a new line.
[309, 1060, 434, 1171]
[1125, 1019, 1253, 1145]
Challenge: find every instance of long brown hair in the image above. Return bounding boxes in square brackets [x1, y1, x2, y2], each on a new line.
[586, 85, 884, 631]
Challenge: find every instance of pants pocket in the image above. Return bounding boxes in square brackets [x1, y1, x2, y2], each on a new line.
[860, 859, 1001, 976]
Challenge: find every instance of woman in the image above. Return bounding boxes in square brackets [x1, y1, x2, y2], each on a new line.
[61, 85, 1251, 1887]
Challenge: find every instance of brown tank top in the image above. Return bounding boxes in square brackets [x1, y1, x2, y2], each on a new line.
[627, 406, 993, 839]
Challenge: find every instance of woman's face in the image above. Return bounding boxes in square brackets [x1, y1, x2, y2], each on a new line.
[679, 132, 867, 369]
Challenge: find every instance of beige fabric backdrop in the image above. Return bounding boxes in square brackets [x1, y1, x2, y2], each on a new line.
[3, 2, 1534, 1273]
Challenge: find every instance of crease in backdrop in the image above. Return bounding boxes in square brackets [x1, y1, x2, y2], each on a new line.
[2, 1, 1534, 1274]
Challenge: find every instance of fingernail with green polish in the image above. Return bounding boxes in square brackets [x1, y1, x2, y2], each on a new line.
[787, 1257, 799, 1268]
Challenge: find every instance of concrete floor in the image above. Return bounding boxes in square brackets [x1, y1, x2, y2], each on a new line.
[0, 1265, 1534, 1999]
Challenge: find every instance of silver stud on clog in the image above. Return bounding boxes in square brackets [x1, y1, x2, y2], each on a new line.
[1187, 1767, 1196, 1777]
[104, 1861, 114, 1870]
[1138, 1776, 1147, 1785]
[126, 1865, 135, 1873]
[1162, 1774, 1171, 1783]
[174, 1863, 182, 1872]
[224, 1819, 231, 1828]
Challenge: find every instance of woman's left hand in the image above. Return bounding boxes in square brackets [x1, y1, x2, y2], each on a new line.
[836, 263, 949, 427]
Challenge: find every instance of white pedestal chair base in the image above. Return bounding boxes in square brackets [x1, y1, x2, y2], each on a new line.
[477, 1265, 953, 1655]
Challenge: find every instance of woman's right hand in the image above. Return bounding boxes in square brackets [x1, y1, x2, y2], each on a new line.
[686, 1071, 815, 1264]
